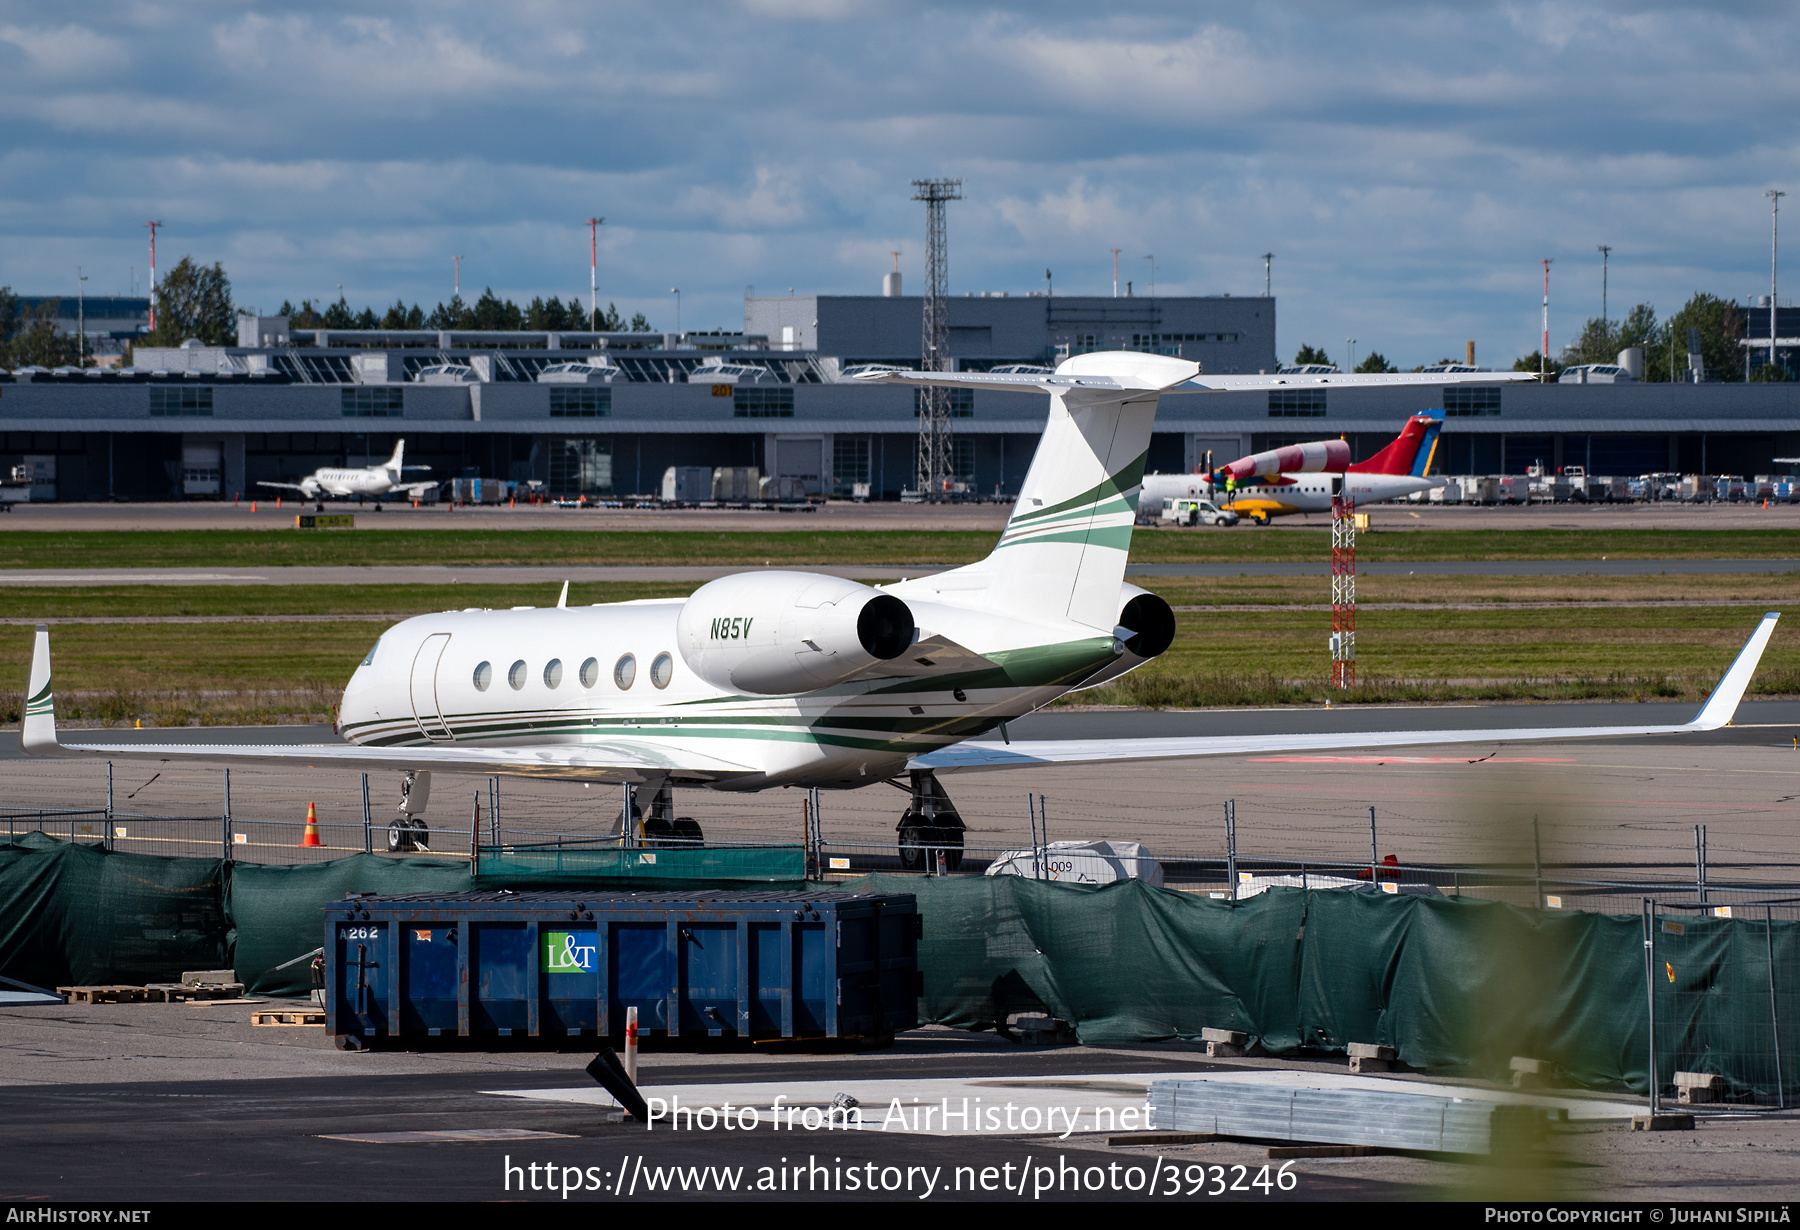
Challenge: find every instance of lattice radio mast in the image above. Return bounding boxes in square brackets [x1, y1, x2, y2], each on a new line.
[912, 178, 962, 496]
[1330, 483, 1357, 688]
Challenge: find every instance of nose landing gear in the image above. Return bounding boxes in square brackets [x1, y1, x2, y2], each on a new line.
[896, 770, 964, 872]
[387, 770, 431, 852]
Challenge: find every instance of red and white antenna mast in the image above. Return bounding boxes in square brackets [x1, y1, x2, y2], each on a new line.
[144, 221, 162, 331]
[1330, 481, 1357, 689]
[585, 217, 604, 330]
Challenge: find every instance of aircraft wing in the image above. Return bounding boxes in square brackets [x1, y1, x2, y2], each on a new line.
[1170, 371, 1539, 394]
[394, 480, 441, 497]
[856, 356, 1539, 397]
[254, 481, 310, 493]
[910, 612, 1781, 773]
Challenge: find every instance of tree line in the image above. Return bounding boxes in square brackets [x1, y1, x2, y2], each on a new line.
[3, 256, 662, 368]
[278, 289, 653, 335]
[1293, 291, 1780, 383]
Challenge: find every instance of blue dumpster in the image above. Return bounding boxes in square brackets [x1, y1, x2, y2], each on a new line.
[325, 889, 919, 1049]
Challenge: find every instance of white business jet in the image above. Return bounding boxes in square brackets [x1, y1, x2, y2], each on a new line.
[22, 355, 1780, 865]
[256, 439, 437, 510]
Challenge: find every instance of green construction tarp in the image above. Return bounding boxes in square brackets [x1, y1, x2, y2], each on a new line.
[227, 853, 477, 996]
[0, 833, 225, 988]
[7, 837, 1800, 1097]
[848, 873, 1800, 1096]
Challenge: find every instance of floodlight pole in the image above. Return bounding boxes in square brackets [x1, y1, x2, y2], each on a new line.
[76, 268, 87, 368]
[1111, 249, 1121, 298]
[1261, 252, 1273, 298]
[1597, 244, 1612, 330]
[586, 217, 604, 330]
[912, 178, 963, 497]
[1768, 190, 1785, 379]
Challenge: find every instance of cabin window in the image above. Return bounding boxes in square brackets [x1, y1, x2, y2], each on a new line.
[508, 659, 527, 690]
[473, 661, 492, 691]
[650, 652, 674, 689]
[579, 657, 599, 688]
[614, 654, 637, 690]
[543, 658, 563, 688]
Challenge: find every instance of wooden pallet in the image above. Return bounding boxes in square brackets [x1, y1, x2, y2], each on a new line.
[252, 1009, 326, 1027]
[145, 983, 245, 1003]
[58, 985, 155, 1004]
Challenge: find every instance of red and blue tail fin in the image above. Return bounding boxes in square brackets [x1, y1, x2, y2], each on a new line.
[1347, 409, 1444, 476]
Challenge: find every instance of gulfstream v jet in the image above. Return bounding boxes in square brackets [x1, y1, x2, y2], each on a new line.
[21, 354, 1781, 864]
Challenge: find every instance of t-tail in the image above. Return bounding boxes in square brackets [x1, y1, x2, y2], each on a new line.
[858, 352, 1198, 632]
[1347, 409, 1444, 477]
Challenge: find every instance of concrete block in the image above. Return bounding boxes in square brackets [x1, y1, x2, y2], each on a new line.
[1347, 1042, 1396, 1072]
[181, 970, 238, 986]
[1202, 1027, 1248, 1057]
[1632, 1113, 1695, 1131]
[1674, 1071, 1725, 1104]
[1509, 1056, 1559, 1088]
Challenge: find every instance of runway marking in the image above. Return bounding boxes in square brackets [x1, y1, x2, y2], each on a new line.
[1248, 755, 1575, 764]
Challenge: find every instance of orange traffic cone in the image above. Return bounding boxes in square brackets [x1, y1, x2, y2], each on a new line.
[299, 801, 322, 847]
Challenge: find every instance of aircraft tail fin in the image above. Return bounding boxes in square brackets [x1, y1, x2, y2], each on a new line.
[22, 625, 62, 755]
[384, 439, 405, 473]
[979, 354, 1194, 630]
[1347, 410, 1444, 476]
[860, 352, 1196, 632]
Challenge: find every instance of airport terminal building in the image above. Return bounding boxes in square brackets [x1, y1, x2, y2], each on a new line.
[0, 291, 1796, 501]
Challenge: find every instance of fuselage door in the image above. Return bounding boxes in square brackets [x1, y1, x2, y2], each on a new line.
[410, 632, 454, 742]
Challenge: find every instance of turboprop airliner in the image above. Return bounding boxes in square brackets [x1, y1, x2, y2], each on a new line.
[256, 439, 437, 510]
[1138, 410, 1445, 525]
[21, 354, 1780, 865]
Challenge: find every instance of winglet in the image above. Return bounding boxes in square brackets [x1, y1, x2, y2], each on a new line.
[22, 624, 62, 755]
[1688, 613, 1781, 730]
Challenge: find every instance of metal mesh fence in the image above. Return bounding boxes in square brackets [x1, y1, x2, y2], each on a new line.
[1642, 899, 1800, 1112]
[6, 763, 1800, 915]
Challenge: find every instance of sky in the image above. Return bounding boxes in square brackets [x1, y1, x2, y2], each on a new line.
[1, 0, 1795, 368]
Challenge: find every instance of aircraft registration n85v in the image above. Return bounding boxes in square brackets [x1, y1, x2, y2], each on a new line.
[21, 353, 1780, 863]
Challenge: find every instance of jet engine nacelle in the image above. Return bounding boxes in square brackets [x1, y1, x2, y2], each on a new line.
[675, 571, 916, 696]
[1068, 583, 1177, 692]
[1220, 438, 1351, 480]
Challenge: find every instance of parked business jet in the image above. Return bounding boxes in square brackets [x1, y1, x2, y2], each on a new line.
[22, 356, 1779, 865]
[1139, 410, 1445, 525]
[256, 439, 437, 510]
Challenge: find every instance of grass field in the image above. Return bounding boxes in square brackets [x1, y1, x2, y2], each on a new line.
[3, 569, 1792, 725]
[1, 526, 1798, 569]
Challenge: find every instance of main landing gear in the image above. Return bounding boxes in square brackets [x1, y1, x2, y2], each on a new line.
[896, 770, 964, 872]
[612, 779, 705, 847]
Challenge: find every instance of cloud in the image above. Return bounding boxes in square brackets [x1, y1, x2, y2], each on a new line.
[0, 2, 1795, 362]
